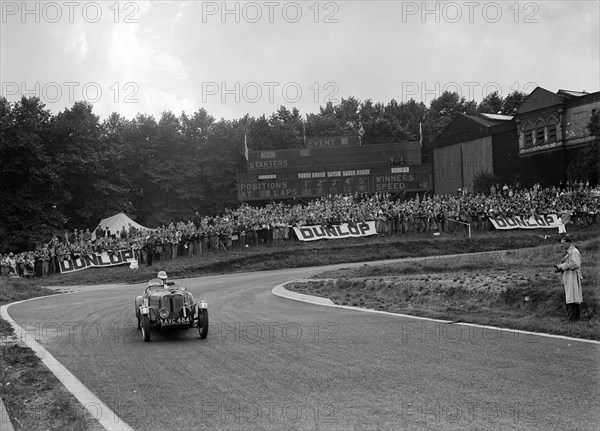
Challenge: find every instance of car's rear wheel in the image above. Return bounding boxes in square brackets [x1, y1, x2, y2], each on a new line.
[141, 314, 151, 342]
[198, 309, 208, 339]
[137, 314, 141, 330]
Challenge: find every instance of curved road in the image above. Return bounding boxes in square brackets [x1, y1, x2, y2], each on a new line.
[7, 265, 600, 430]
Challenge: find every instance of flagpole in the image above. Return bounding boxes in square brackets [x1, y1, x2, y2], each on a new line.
[358, 115, 365, 146]
[302, 119, 306, 147]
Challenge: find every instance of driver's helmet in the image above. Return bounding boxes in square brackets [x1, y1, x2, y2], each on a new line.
[157, 271, 168, 285]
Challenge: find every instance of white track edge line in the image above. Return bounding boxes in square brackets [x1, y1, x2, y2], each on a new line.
[1, 301, 134, 431]
[271, 283, 600, 345]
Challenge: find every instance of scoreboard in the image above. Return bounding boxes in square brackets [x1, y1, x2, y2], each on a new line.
[238, 170, 431, 200]
[299, 175, 371, 195]
[238, 138, 432, 202]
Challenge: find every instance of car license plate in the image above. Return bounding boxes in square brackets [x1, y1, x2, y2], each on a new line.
[161, 317, 189, 325]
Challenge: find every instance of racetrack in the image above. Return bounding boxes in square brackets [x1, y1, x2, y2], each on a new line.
[6, 265, 600, 431]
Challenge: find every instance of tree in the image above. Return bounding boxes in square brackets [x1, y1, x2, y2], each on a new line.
[200, 119, 244, 215]
[384, 98, 427, 142]
[477, 91, 504, 114]
[49, 101, 126, 228]
[0, 97, 64, 250]
[180, 108, 216, 215]
[305, 106, 341, 138]
[99, 112, 136, 215]
[502, 90, 528, 115]
[268, 106, 303, 149]
[423, 91, 477, 147]
[566, 111, 599, 185]
[121, 113, 159, 225]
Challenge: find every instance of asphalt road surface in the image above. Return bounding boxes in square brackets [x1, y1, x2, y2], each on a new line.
[7, 266, 600, 431]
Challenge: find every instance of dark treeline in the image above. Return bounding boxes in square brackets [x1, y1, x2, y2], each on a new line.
[0, 91, 527, 251]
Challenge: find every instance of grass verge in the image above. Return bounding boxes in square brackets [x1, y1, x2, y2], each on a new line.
[0, 278, 103, 431]
[286, 235, 600, 340]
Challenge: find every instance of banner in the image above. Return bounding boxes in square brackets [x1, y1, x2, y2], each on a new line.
[59, 249, 136, 274]
[293, 221, 377, 242]
[489, 214, 561, 230]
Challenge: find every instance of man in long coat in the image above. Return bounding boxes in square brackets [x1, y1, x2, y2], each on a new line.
[555, 236, 583, 321]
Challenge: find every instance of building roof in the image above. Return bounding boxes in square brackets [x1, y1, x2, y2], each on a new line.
[517, 87, 566, 114]
[517, 87, 600, 115]
[432, 113, 515, 148]
[463, 114, 497, 128]
[478, 113, 514, 121]
[557, 89, 589, 98]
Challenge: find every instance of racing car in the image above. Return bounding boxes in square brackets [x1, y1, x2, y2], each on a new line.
[134, 272, 208, 342]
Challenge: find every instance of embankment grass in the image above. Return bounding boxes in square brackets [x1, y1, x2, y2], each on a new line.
[287, 235, 600, 340]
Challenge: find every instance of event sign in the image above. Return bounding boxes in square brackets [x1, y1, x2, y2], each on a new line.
[489, 214, 561, 230]
[59, 249, 136, 273]
[306, 136, 360, 148]
[293, 221, 377, 242]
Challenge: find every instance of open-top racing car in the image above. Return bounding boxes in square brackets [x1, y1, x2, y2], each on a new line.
[134, 272, 208, 342]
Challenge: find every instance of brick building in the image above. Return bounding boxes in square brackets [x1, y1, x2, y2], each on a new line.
[432, 86, 599, 194]
[516, 87, 599, 186]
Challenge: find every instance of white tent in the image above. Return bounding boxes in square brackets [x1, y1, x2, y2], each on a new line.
[92, 212, 153, 240]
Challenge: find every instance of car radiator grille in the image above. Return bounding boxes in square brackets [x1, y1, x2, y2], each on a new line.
[165, 295, 184, 316]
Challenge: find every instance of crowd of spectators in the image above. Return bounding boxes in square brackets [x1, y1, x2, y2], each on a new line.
[1, 180, 598, 278]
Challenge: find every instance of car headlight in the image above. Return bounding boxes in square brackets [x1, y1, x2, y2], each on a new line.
[159, 308, 169, 319]
[198, 301, 208, 309]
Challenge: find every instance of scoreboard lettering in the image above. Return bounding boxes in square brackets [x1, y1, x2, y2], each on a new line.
[248, 160, 289, 169]
[300, 176, 370, 196]
[238, 172, 430, 201]
[307, 138, 336, 148]
[306, 136, 360, 148]
[373, 174, 428, 192]
[238, 176, 371, 200]
[239, 181, 298, 199]
[238, 171, 431, 200]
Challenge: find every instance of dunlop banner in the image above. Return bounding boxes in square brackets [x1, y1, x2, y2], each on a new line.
[489, 214, 561, 230]
[293, 221, 377, 242]
[59, 249, 136, 273]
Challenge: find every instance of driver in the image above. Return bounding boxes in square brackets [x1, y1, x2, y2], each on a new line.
[157, 270, 168, 287]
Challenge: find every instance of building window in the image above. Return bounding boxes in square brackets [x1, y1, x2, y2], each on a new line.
[535, 120, 545, 145]
[524, 122, 533, 147]
[311, 172, 326, 178]
[260, 151, 276, 159]
[298, 172, 311, 179]
[547, 117, 557, 142]
[258, 174, 276, 180]
[391, 167, 409, 173]
[342, 170, 356, 176]
[356, 169, 370, 175]
[327, 171, 341, 177]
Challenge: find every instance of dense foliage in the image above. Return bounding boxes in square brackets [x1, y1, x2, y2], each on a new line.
[1, 91, 526, 251]
[566, 111, 599, 185]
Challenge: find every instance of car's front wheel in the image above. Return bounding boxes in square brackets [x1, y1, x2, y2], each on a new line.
[141, 314, 151, 342]
[137, 315, 141, 330]
[198, 309, 208, 339]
